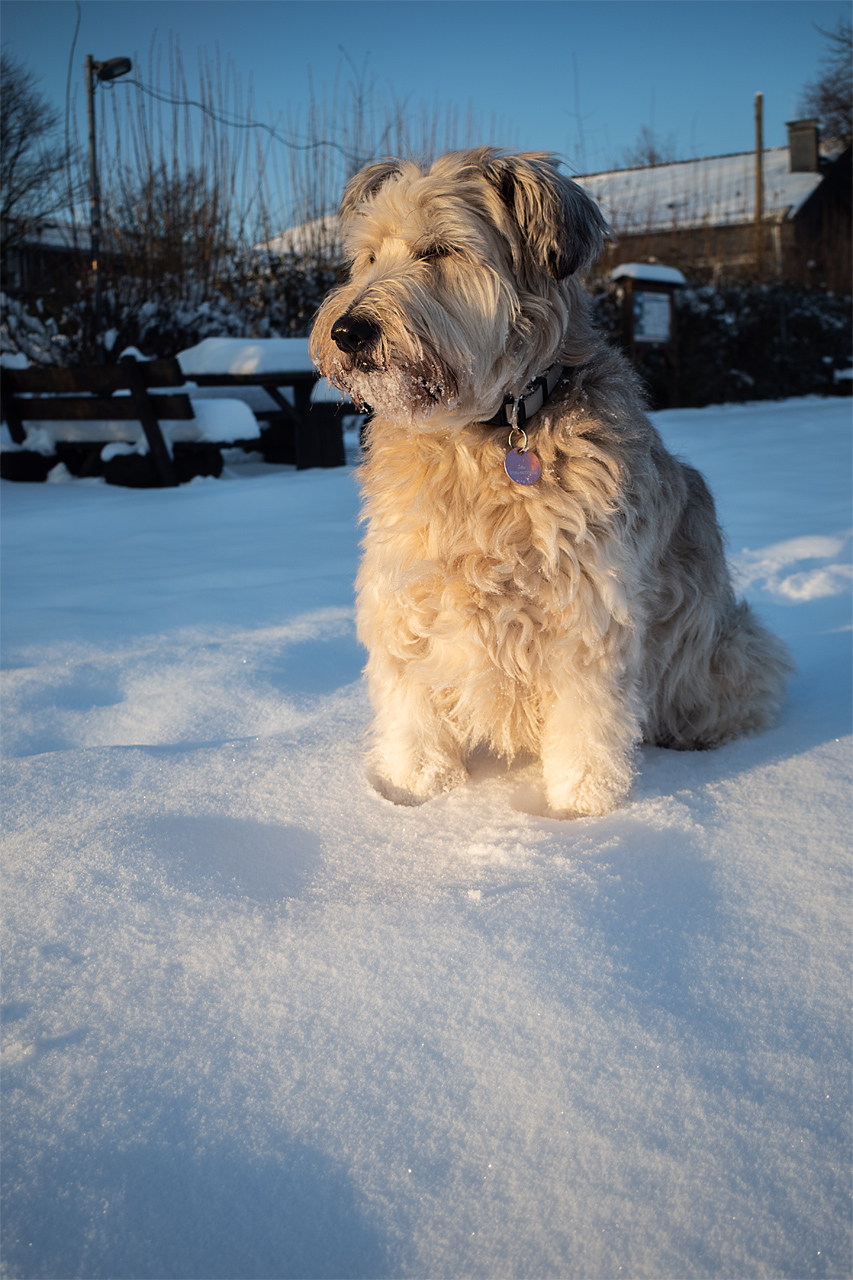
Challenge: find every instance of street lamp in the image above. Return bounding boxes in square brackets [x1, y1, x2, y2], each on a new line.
[86, 54, 132, 361]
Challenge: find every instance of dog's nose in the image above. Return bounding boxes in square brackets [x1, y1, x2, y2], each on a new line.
[331, 313, 380, 355]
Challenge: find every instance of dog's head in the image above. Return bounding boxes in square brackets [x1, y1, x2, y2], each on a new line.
[310, 148, 609, 428]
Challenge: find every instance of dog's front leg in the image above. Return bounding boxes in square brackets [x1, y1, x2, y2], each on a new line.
[364, 656, 467, 805]
[540, 654, 642, 818]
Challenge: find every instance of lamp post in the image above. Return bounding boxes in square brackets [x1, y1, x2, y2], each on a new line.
[85, 55, 132, 362]
[754, 91, 764, 280]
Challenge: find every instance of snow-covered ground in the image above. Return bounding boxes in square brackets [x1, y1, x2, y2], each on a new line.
[2, 397, 850, 1280]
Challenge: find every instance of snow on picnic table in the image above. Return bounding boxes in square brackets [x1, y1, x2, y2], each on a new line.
[175, 337, 348, 406]
[176, 336, 314, 376]
[1, 397, 851, 1280]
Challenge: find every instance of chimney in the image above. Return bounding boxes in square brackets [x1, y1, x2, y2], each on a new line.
[786, 119, 820, 172]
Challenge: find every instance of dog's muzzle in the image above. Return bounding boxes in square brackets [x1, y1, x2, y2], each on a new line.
[331, 313, 381, 356]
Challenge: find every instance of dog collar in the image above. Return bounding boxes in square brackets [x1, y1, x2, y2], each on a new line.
[483, 362, 565, 429]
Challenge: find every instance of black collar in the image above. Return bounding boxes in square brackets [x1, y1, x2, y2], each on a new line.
[483, 363, 565, 429]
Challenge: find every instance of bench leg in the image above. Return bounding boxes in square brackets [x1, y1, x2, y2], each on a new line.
[120, 357, 178, 487]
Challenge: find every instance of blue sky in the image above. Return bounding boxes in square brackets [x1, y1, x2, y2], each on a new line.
[2, 0, 849, 223]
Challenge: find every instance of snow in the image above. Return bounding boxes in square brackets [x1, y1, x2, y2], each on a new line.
[0, 352, 30, 370]
[733, 534, 853, 602]
[2, 398, 851, 1280]
[180, 400, 261, 444]
[176, 337, 314, 377]
[173, 338, 349, 410]
[611, 263, 688, 286]
[175, 338, 351, 408]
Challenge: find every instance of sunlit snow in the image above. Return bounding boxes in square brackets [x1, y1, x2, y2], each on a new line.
[1, 397, 850, 1279]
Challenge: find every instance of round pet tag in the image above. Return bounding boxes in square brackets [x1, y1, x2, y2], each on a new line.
[505, 447, 541, 485]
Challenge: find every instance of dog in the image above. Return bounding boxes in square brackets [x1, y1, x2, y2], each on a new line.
[311, 148, 793, 817]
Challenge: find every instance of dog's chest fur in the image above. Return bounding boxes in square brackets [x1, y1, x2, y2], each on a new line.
[355, 387, 646, 753]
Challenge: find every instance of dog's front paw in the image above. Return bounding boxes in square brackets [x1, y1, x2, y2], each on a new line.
[545, 756, 633, 818]
[369, 759, 468, 806]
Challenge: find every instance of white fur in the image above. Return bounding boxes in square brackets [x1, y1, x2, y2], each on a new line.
[311, 149, 793, 817]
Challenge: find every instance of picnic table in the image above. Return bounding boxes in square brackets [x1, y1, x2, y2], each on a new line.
[176, 338, 348, 470]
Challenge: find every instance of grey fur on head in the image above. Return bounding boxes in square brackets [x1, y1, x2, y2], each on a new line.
[478, 149, 611, 280]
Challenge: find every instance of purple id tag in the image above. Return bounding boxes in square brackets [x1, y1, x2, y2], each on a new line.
[505, 447, 541, 485]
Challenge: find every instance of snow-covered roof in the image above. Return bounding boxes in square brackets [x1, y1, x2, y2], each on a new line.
[25, 222, 87, 250]
[262, 146, 827, 255]
[576, 147, 823, 234]
[610, 263, 688, 285]
[256, 213, 342, 258]
[7, 221, 120, 251]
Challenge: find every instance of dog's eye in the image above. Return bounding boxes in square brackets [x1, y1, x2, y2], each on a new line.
[415, 245, 452, 263]
[366, 252, 376, 265]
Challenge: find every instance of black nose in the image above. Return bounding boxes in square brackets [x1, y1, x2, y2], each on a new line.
[331, 313, 380, 355]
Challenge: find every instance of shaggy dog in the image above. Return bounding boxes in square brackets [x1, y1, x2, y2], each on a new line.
[311, 148, 793, 817]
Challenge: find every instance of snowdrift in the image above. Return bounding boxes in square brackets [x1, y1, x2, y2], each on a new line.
[2, 398, 850, 1279]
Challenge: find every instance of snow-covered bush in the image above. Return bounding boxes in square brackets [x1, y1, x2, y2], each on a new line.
[592, 281, 852, 408]
[4, 267, 850, 410]
[0, 293, 71, 366]
[675, 283, 852, 405]
[0, 251, 341, 365]
[234, 252, 341, 341]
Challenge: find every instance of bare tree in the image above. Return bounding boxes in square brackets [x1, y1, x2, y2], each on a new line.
[0, 53, 74, 250]
[799, 18, 852, 146]
[3, 37, 507, 355]
[110, 162, 234, 286]
[95, 40, 256, 293]
[621, 124, 678, 169]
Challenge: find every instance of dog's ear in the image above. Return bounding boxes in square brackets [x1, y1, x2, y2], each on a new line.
[483, 152, 610, 280]
[339, 160, 403, 221]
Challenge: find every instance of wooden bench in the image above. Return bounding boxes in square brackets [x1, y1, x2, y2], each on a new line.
[1, 356, 193, 486]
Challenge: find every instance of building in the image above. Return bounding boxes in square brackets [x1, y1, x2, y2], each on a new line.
[580, 121, 851, 291]
[1, 222, 87, 298]
[260, 121, 851, 293]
